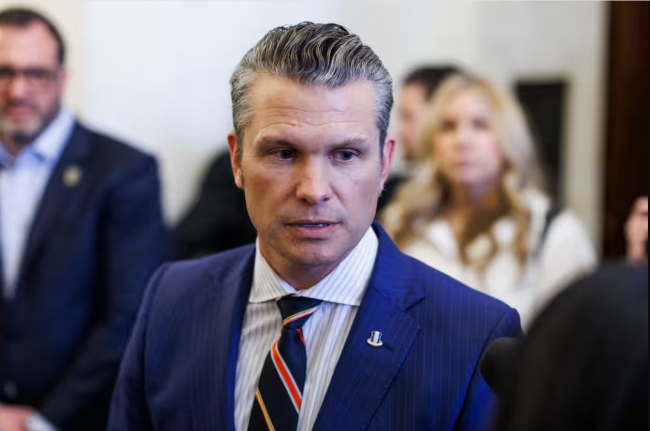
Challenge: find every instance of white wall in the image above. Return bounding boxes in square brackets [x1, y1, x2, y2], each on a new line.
[82, 1, 346, 223]
[0, 1, 608, 249]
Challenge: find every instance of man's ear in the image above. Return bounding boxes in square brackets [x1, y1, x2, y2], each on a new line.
[227, 130, 244, 189]
[380, 136, 396, 191]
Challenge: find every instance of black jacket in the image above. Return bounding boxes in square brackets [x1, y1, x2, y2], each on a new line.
[171, 151, 257, 260]
[0, 123, 167, 431]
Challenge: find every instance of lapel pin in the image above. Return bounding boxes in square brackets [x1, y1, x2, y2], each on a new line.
[367, 331, 384, 348]
[64, 166, 83, 188]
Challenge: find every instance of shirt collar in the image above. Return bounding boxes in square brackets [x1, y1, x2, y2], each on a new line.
[0, 108, 76, 168]
[251, 227, 379, 307]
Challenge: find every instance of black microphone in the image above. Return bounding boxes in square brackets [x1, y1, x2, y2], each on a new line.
[479, 338, 520, 396]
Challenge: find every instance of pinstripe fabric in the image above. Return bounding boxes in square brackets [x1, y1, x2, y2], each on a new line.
[235, 228, 379, 431]
[108, 223, 523, 431]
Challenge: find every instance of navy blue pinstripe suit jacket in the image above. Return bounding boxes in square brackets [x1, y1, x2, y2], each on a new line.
[108, 223, 522, 431]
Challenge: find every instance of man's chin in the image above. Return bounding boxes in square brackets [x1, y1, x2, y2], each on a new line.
[2, 124, 41, 146]
[286, 248, 341, 269]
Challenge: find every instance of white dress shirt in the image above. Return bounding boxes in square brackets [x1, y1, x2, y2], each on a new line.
[234, 227, 379, 431]
[0, 109, 74, 431]
[404, 189, 597, 326]
[0, 108, 75, 299]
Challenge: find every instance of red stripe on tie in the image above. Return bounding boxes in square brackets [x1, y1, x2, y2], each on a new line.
[271, 342, 302, 412]
[297, 328, 306, 346]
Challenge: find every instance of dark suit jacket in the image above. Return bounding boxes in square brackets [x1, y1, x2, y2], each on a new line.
[171, 151, 257, 260]
[109, 223, 521, 431]
[0, 122, 167, 431]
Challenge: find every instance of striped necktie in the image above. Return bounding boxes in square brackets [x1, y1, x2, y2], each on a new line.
[248, 296, 323, 431]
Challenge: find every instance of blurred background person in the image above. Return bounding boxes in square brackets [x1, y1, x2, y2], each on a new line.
[625, 197, 648, 265]
[379, 65, 459, 213]
[0, 8, 165, 431]
[382, 73, 596, 325]
[170, 149, 256, 260]
[494, 264, 648, 431]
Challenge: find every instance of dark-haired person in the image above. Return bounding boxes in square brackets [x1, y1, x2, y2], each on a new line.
[495, 264, 648, 431]
[0, 8, 165, 431]
[108, 23, 520, 431]
[170, 150, 257, 260]
[378, 65, 459, 212]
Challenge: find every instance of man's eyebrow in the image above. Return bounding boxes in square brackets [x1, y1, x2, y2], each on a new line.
[256, 137, 297, 148]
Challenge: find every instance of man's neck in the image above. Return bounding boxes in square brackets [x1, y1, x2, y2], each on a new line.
[259, 243, 354, 291]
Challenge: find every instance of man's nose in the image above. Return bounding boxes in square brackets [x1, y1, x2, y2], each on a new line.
[296, 160, 333, 205]
[7, 76, 30, 99]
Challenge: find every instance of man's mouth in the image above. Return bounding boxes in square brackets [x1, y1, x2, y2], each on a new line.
[289, 221, 336, 228]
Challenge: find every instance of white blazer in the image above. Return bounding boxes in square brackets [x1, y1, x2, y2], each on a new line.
[404, 189, 597, 326]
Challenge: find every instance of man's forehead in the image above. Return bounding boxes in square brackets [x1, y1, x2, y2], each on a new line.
[247, 75, 378, 135]
[0, 22, 59, 65]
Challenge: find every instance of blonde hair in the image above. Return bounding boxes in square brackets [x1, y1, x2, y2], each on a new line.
[381, 73, 546, 274]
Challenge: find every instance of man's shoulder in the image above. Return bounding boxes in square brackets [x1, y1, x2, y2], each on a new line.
[74, 122, 156, 169]
[151, 245, 256, 303]
[401, 253, 518, 333]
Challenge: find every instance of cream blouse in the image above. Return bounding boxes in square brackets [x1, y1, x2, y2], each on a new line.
[403, 190, 597, 327]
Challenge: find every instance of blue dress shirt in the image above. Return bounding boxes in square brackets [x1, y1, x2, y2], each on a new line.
[0, 108, 75, 431]
[0, 108, 75, 299]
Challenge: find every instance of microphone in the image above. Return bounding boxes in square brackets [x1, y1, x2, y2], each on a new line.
[479, 338, 520, 396]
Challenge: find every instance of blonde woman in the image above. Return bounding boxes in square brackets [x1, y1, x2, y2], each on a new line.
[381, 73, 596, 325]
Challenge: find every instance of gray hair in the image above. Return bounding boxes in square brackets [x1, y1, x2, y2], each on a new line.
[230, 22, 394, 155]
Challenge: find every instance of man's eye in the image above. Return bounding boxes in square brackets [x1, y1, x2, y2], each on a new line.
[25, 69, 50, 80]
[337, 150, 357, 162]
[0, 68, 15, 79]
[275, 150, 295, 160]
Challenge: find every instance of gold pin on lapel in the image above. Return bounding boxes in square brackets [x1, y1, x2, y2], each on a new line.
[64, 165, 83, 188]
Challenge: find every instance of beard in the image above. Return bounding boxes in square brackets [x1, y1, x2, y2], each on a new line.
[0, 100, 61, 147]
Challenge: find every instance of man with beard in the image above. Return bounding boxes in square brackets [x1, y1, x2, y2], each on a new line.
[0, 8, 166, 431]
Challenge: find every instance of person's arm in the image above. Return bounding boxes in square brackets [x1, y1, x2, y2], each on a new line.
[37, 156, 167, 428]
[107, 264, 170, 431]
[626, 197, 648, 265]
[455, 308, 522, 431]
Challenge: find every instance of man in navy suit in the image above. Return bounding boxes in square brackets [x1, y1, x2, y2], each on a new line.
[0, 8, 166, 431]
[109, 23, 521, 431]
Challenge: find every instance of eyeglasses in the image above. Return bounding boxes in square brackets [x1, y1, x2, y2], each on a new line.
[0, 66, 60, 90]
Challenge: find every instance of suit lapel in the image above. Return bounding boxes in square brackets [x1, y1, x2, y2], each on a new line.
[313, 224, 425, 431]
[191, 248, 255, 431]
[18, 123, 91, 288]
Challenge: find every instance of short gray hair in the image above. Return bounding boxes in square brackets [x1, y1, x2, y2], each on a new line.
[230, 22, 394, 155]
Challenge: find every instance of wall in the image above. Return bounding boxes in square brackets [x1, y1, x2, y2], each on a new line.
[0, 1, 608, 249]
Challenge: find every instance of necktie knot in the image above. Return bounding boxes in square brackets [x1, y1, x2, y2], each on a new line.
[277, 296, 322, 330]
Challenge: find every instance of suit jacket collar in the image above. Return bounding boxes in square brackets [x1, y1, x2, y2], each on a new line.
[194, 248, 256, 431]
[311, 223, 425, 431]
[18, 122, 93, 291]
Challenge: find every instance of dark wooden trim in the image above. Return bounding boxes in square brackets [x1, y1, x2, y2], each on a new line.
[603, 1, 649, 258]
